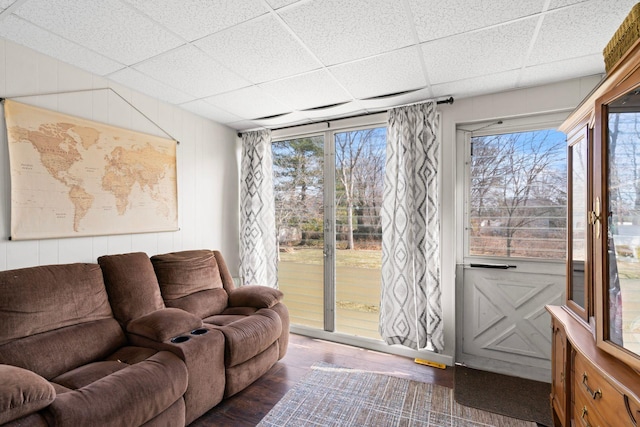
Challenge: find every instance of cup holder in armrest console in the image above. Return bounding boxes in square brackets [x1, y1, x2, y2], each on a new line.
[170, 335, 190, 344]
[190, 328, 208, 335]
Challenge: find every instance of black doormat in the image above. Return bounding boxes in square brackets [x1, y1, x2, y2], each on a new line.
[454, 365, 553, 427]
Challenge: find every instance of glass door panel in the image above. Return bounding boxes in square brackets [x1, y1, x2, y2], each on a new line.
[334, 127, 386, 339]
[569, 130, 589, 315]
[606, 93, 640, 352]
[273, 136, 324, 329]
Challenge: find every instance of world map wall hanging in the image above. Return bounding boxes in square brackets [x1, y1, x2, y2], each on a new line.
[3, 99, 178, 240]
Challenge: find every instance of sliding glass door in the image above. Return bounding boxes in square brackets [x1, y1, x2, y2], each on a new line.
[273, 124, 386, 340]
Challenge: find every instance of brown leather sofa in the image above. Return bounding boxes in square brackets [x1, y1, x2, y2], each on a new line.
[0, 250, 289, 426]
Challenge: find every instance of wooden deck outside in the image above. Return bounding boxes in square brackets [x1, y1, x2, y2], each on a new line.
[278, 261, 382, 340]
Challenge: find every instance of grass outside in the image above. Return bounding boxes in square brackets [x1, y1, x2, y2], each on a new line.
[279, 247, 382, 269]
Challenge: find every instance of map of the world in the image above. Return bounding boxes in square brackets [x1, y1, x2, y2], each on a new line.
[4, 99, 178, 240]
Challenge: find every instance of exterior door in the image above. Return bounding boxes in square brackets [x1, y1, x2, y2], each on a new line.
[457, 126, 567, 382]
[273, 123, 386, 341]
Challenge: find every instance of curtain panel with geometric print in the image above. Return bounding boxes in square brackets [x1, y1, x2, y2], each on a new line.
[239, 129, 278, 288]
[379, 102, 443, 352]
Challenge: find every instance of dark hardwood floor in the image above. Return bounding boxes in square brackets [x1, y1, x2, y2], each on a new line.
[191, 333, 454, 427]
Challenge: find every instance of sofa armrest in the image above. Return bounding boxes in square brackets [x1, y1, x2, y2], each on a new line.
[126, 308, 203, 342]
[228, 285, 283, 309]
[0, 364, 55, 424]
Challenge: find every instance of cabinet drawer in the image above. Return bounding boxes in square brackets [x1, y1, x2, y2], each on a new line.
[574, 389, 607, 427]
[574, 352, 638, 425]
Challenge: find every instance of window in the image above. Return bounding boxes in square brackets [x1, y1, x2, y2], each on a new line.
[468, 129, 567, 259]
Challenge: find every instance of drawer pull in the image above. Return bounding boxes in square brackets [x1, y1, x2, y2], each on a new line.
[582, 372, 602, 400]
[624, 395, 637, 426]
[581, 406, 593, 427]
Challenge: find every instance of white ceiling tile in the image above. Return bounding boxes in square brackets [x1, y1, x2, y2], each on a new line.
[430, 70, 520, 99]
[133, 45, 250, 98]
[279, 0, 414, 65]
[409, 0, 545, 42]
[228, 120, 262, 131]
[266, 0, 300, 10]
[259, 70, 352, 111]
[203, 86, 291, 120]
[179, 99, 242, 124]
[0, 0, 17, 8]
[252, 111, 311, 127]
[358, 87, 434, 112]
[108, 67, 195, 104]
[299, 100, 367, 120]
[195, 14, 321, 84]
[519, 54, 604, 88]
[14, 0, 184, 65]
[549, 0, 590, 9]
[330, 47, 427, 99]
[422, 18, 537, 85]
[0, 14, 124, 75]
[124, 0, 268, 41]
[528, 0, 639, 65]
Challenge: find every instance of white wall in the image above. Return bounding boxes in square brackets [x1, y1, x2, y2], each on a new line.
[0, 40, 240, 273]
[437, 75, 602, 361]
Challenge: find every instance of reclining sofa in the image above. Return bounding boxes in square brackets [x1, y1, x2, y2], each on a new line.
[0, 249, 288, 426]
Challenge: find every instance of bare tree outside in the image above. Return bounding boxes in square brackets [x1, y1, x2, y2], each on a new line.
[335, 128, 386, 250]
[469, 129, 567, 259]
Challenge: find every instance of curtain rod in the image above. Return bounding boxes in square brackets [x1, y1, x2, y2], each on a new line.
[237, 96, 454, 138]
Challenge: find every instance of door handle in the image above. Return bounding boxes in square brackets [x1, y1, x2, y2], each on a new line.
[469, 263, 516, 269]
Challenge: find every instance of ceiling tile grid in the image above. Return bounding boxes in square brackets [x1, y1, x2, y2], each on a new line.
[278, 0, 416, 66]
[108, 67, 195, 105]
[259, 69, 353, 111]
[202, 85, 291, 120]
[329, 46, 428, 99]
[409, 0, 546, 42]
[0, 0, 635, 129]
[0, 14, 123, 75]
[421, 18, 538, 85]
[527, 0, 639, 66]
[123, 0, 269, 42]
[131, 45, 250, 98]
[12, 0, 184, 65]
[194, 14, 322, 84]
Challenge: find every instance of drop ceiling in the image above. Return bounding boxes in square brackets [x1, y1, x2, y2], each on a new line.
[0, 0, 635, 130]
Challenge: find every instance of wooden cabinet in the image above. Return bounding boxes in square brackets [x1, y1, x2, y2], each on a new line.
[549, 31, 640, 427]
[550, 317, 569, 427]
[547, 306, 640, 427]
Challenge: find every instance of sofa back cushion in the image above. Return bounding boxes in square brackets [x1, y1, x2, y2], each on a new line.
[151, 250, 229, 319]
[0, 263, 113, 345]
[0, 263, 126, 378]
[98, 252, 165, 327]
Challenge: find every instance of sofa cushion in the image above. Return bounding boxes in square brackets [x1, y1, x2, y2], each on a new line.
[0, 365, 56, 425]
[126, 308, 203, 342]
[98, 252, 165, 327]
[228, 285, 283, 309]
[205, 308, 282, 368]
[151, 250, 229, 318]
[45, 351, 187, 427]
[0, 318, 126, 380]
[0, 263, 112, 346]
[52, 361, 127, 390]
[106, 346, 158, 365]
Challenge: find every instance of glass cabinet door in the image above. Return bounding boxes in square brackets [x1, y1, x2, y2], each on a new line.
[604, 88, 640, 355]
[568, 126, 590, 321]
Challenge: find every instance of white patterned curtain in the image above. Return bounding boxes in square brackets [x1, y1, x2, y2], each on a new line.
[240, 129, 278, 288]
[379, 102, 443, 352]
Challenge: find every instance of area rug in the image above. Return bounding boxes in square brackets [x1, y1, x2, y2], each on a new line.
[258, 362, 537, 426]
[454, 365, 553, 427]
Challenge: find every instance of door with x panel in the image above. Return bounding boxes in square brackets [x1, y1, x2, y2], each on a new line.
[458, 126, 567, 382]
